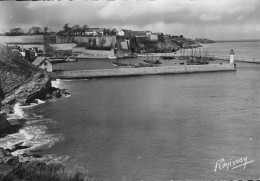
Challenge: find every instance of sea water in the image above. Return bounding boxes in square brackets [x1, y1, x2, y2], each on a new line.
[1, 41, 260, 180]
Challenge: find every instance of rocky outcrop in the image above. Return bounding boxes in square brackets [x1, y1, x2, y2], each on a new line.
[0, 44, 52, 107]
[0, 148, 19, 165]
[170, 36, 202, 49]
[194, 38, 215, 44]
[0, 43, 69, 135]
[0, 115, 25, 138]
[0, 83, 26, 137]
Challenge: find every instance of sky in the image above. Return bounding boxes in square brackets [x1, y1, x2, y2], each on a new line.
[0, 0, 260, 40]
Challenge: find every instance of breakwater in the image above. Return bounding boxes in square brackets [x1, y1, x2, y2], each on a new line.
[213, 55, 260, 64]
[51, 63, 236, 79]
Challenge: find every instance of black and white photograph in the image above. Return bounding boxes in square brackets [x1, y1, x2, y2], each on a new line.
[0, 0, 260, 180]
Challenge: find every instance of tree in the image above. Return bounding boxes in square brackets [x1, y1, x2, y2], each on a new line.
[6, 28, 23, 35]
[100, 38, 106, 49]
[72, 25, 81, 35]
[81, 25, 89, 35]
[43, 26, 49, 34]
[57, 30, 65, 36]
[88, 38, 92, 47]
[92, 38, 96, 46]
[106, 28, 111, 36]
[63, 23, 69, 33]
[111, 28, 118, 35]
[63, 23, 73, 35]
[28, 26, 42, 34]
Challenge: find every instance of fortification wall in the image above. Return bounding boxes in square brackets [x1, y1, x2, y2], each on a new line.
[73, 47, 113, 56]
[0, 35, 44, 44]
[49, 43, 77, 50]
[74, 36, 116, 47]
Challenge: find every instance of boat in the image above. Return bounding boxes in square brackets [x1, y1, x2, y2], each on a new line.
[48, 56, 77, 64]
[108, 55, 117, 59]
[112, 61, 128, 66]
[186, 59, 209, 65]
[137, 63, 154, 67]
[128, 64, 140, 68]
[161, 52, 175, 60]
[143, 60, 162, 65]
[161, 56, 175, 60]
[143, 54, 162, 65]
[117, 53, 138, 59]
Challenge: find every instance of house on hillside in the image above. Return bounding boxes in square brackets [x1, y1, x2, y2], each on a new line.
[150, 33, 161, 41]
[85, 28, 104, 36]
[117, 29, 133, 37]
[145, 31, 152, 36]
[32, 57, 53, 72]
[117, 29, 125, 36]
[121, 39, 130, 50]
[133, 31, 147, 37]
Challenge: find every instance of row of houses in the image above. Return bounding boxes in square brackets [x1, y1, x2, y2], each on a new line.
[117, 29, 162, 41]
[85, 28, 104, 36]
[83, 28, 162, 41]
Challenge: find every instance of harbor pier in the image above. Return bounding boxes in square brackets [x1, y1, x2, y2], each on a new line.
[51, 63, 236, 79]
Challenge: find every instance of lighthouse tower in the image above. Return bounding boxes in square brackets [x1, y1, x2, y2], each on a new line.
[230, 49, 234, 64]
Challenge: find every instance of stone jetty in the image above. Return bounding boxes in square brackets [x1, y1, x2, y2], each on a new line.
[52, 63, 236, 79]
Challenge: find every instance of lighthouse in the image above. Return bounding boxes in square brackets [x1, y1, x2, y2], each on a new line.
[230, 49, 234, 64]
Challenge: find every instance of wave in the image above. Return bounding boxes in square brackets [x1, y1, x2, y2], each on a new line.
[0, 124, 63, 156]
[35, 99, 46, 104]
[52, 79, 62, 88]
[1, 102, 63, 157]
[7, 103, 26, 120]
[21, 99, 46, 109]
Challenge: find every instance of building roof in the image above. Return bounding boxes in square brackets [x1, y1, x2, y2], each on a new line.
[32, 57, 50, 66]
[133, 31, 147, 36]
[86, 28, 104, 32]
[121, 29, 132, 32]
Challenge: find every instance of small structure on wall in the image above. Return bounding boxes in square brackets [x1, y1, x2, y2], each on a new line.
[32, 57, 53, 72]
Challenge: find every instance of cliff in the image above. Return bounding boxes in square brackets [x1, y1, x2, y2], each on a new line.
[0, 44, 52, 107]
[0, 83, 25, 138]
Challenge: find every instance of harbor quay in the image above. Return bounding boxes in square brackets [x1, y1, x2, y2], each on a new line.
[51, 63, 236, 79]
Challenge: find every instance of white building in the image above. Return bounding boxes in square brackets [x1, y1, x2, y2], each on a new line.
[32, 57, 53, 72]
[121, 40, 130, 50]
[85, 28, 104, 36]
[145, 31, 152, 36]
[117, 29, 125, 36]
[230, 49, 234, 64]
[150, 33, 161, 41]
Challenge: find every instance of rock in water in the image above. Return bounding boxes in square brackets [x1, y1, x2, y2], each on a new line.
[0, 147, 19, 165]
[0, 115, 25, 138]
[0, 83, 4, 101]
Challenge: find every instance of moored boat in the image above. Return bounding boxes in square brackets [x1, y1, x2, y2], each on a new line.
[143, 60, 162, 64]
[108, 55, 117, 59]
[112, 62, 128, 66]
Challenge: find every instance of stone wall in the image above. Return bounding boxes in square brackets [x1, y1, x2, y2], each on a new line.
[74, 36, 116, 47]
[49, 43, 77, 51]
[73, 47, 114, 56]
[52, 63, 236, 79]
[0, 35, 44, 44]
[11, 44, 45, 51]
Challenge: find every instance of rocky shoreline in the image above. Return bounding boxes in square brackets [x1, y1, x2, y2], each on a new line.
[0, 43, 70, 134]
[0, 43, 88, 180]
